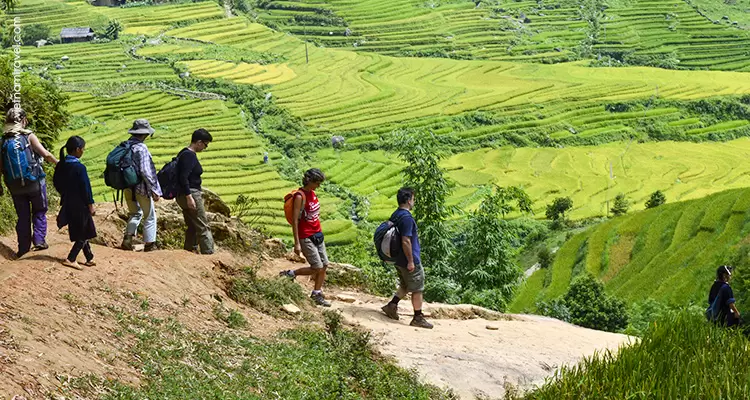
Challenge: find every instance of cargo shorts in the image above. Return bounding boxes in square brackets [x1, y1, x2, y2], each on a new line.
[301, 236, 329, 269]
[396, 263, 425, 293]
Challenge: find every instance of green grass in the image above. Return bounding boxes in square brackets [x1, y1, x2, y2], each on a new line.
[509, 187, 750, 313]
[517, 311, 750, 399]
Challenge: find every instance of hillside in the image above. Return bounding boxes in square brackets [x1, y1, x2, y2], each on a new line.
[510, 187, 750, 312]
[0, 209, 629, 399]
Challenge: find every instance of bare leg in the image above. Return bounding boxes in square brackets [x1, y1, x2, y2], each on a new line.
[293, 267, 316, 276]
[411, 291, 423, 313]
[314, 267, 327, 291]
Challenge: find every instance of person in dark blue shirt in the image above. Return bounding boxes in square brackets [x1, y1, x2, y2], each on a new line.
[381, 187, 433, 329]
[53, 136, 96, 270]
[708, 265, 741, 327]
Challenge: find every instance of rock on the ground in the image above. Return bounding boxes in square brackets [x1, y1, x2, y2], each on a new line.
[202, 188, 231, 217]
[334, 294, 357, 303]
[282, 304, 301, 315]
[264, 238, 286, 258]
[486, 324, 499, 330]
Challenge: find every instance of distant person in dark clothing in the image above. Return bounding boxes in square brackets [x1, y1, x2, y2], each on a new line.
[381, 187, 433, 329]
[53, 136, 96, 271]
[708, 265, 741, 327]
[175, 128, 214, 255]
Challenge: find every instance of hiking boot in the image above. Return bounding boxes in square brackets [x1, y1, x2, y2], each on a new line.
[33, 242, 49, 251]
[410, 315, 434, 329]
[121, 234, 134, 251]
[381, 303, 400, 320]
[311, 292, 331, 307]
[279, 270, 296, 279]
[144, 242, 158, 252]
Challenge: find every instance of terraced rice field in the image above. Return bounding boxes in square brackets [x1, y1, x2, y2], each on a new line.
[509, 187, 750, 311]
[163, 19, 750, 139]
[254, 0, 750, 71]
[10, 0, 224, 36]
[61, 91, 357, 244]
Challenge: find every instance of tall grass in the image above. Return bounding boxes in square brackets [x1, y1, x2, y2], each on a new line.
[520, 311, 750, 399]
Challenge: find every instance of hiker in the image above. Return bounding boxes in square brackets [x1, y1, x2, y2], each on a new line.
[174, 128, 214, 255]
[263, 152, 269, 164]
[121, 119, 162, 252]
[53, 136, 96, 270]
[0, 108, 58, 258]
[381, 187, 433, 329]
[279, 168, 331, 307]
[708, 265, 741, 327]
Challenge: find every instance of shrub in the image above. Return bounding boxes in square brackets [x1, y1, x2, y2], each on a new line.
[226, 267, 307, 316]
[645, 190, 666, 209]
[546, 197, 573, 221]
[19, 23, 50, 45]
[102, 20, 122, 40]
[538, 247, 554, 269]
[610, 193, 629, 216]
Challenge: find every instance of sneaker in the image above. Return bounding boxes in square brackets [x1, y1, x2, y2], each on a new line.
[381, 303, 400, 320]
[410, 315, 434, 329]
[278, 270, 295, 279]
[121, 234, 134, 251]
[311, 292, 331, 307]
[61, 259, 83, 271]
[33, 242, 49, 251]
[144, 242, 158, 252]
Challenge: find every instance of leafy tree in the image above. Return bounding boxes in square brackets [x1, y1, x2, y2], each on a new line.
[611, 193, 629, 216]
[0, 55, 69, 149]
[645, 190, 666, 209]
[393, 129, 454, 272]
[103, 19, 122, 40]
[563, 274, 628, 332]
[20, 24, 50, 46]
[546, 196, 573, 221]
[0, 0, 18, 12]
[538, 247, 554, 269]
[452, 185, 533, 310]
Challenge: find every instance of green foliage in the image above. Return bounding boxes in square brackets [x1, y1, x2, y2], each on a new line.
[231, 194, 259, 220]
[212, 303, 247, 329]
[226, 267, 308, 316]
[65, 308, 454, 399]
[102, 20, 122, 40]
[0, 55, 69, 150]
[545, 197, 573, 221]
[645, 190, 666, 209]
[610, 193, 629, 216]
[537, 247, 554, 269]
[518, 311, 750, 399]
[393, 129, 454, 272]
[326, 229, 395, 296]
[0, 193, 16, 235]
[18, 23, 51, 46]
[452, 186, 533, 310]
[538, 274, 629, 332]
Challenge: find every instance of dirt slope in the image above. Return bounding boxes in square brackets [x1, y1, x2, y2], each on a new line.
[1, 210, 630, 399]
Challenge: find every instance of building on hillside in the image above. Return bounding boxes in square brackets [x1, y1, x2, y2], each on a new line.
[60, 27, 95, 43]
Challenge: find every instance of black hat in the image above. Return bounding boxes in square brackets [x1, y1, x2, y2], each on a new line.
[128, 119, 155, 135]
[717, 265, 733, 278]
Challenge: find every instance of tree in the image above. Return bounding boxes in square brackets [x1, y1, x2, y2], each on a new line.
[1, 0, 18, 12]
[21, 24, 50, 46]
[393, 129, 454, 272]
[563, 274, 628, 332]
[611, 193, 629, 216]
[538, 247, 554, 269]
[645, 190, 666, 209]
[103, 19, 122, 40]
[453, 186, 533, 310]
[546, 196, 573, 221]
[0, 55, 69, 149]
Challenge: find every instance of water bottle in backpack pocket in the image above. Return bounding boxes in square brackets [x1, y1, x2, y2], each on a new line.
[104, 140, 140, 190]
[1, 134, 44, 187]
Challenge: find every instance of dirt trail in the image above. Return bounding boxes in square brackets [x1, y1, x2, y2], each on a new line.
[263, 259, 633, 399]
[0, 209, 630, 399]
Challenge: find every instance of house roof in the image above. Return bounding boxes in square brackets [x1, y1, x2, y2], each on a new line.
[60, 27, 95, 38]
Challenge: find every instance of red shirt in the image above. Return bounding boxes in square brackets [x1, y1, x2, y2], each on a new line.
[297, 188, 321, 239]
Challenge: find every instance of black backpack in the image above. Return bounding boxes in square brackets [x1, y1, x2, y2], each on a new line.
[157, 149, 186, 200]
[373, 215, 402, 264]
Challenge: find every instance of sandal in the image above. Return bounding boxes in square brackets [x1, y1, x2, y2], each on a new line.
[83, 260, 96, 267]
[62, 259, 83, 271]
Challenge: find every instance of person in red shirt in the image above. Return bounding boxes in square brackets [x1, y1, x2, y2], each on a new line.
[280, 168, 331, 306]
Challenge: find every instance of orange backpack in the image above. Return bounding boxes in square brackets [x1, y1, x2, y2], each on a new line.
[283, 189, 306, 225]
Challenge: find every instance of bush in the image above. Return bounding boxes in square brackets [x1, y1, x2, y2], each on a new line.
[538, 247, 554, 269]
[102, 20, 122, 40]
[546, 197, 573, 221]
[19, 23, 50, 46]
[645, 190, 666, 209]
[226, 267, 308, 316]
[610, 193, 629, 216]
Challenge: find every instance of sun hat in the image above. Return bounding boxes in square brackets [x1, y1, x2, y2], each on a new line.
[128, 119, 155, 135]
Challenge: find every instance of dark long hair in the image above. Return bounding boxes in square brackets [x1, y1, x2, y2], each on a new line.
[302, 168, 325, 186]
[59, 135, 86, 160]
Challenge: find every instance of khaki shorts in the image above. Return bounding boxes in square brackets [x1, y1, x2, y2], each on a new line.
[396, 263, 425, 293]
[301, 237, 329, 269]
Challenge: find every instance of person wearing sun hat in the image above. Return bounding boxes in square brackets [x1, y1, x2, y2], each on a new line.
[121, 119, 162, 252]
[708, 265, 741, 328]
